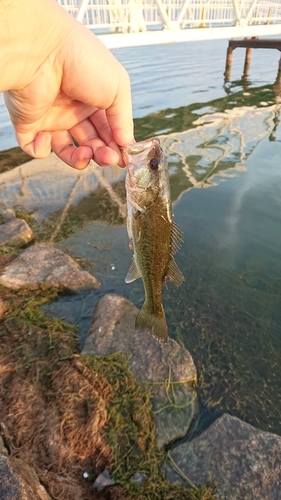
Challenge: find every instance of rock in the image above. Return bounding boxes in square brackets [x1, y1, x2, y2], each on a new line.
[0, 218, 33, 248]
[93, 470, 115, 490]
[0, 436, 8, 456]
[0, 453, 51, 500]
[131, 472, 147, 487]
[0, 244, 100, 291]
[0, 300, 8, 320]
[0, 203, 16, 223]
[164, 413, 281, 500]
[0, 152, 125, 221]
[82, 294, 197, 448]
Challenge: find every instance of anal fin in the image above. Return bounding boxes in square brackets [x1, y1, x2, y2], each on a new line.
[167, 257, 184, 287]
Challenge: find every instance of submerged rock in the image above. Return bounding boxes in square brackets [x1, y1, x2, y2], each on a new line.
[0, 244, 100, 291]
[0, 218, 33, 248]
[82, 293, 197, 449]
[164, 413, 281, 500]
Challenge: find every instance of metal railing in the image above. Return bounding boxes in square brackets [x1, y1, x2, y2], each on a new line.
[58, 0, 281, 33]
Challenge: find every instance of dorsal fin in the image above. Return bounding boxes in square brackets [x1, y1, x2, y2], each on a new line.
[171, 221, 184, 254]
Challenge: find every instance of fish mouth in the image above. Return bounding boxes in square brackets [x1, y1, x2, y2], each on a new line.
[123, 138, 161, 164]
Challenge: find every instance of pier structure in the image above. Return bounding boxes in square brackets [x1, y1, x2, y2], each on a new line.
[224, 37, 281, 81]
[57, 0, 281, 48]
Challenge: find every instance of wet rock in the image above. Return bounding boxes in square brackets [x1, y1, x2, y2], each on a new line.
[0, 218, 33, 248]
[0, 453, 51, 500]
[164, 413, 281, 500]
[0, 300, 8, 321]
[0, 244, 100, 291]
[93, 469, 115, 490]
[82, 293, 197, 449]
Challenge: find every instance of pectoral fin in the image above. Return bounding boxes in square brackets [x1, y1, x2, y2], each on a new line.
[125, 256, 142, 283]
[167, 257, 184, 287]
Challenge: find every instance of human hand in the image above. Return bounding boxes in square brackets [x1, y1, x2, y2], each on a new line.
[1, 0, 134, 169]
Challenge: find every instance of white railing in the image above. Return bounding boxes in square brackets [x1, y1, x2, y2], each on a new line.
[58, 0, 281, 33]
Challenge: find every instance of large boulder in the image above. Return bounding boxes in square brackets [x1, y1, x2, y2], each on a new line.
[82, 293, 197, 449]
[164, 413, 281, 500]
[0, 244, 100, 291]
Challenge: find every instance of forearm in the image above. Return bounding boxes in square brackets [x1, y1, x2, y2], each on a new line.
[0, 0, 74, 92]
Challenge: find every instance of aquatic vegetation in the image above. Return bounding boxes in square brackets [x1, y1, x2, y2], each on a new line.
[0, 285, 215, 499]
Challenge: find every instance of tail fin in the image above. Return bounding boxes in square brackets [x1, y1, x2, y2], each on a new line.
[135, 302, 168, 343]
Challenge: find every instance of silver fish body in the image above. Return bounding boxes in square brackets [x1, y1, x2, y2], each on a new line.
[123, 137, 184, 343]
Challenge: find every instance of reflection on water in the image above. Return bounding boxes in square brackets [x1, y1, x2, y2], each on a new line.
[1, 40, 281, 438]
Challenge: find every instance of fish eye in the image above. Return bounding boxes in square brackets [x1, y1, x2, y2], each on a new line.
[149, 157, 160, 171]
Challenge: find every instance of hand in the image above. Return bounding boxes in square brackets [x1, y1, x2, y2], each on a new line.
[1, 0, 134, 169]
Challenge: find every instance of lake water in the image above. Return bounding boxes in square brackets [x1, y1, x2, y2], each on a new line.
[1, 37, 281, 438]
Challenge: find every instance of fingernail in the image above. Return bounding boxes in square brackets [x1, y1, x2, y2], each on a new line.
[84, 149, 93, 159]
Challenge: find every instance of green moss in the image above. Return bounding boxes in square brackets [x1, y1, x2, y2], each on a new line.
[15, 210, 35, 226]
[85, 353, 215, 499]
[0, 245, 17, 256]
[9, 287, 77, 332]
[1, 287, 78, 385]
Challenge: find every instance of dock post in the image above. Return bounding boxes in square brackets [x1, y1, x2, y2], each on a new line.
[274, 54, 281, 93]
[224, 45, 233, 82]
[242, 46, 252, 82]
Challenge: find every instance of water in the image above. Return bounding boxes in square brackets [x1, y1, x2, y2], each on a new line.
[1, 38, 281, 437]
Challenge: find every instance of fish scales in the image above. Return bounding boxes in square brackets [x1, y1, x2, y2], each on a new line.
[123, 137, 184, 343]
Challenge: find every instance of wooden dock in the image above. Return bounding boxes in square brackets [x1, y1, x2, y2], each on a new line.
[225, 38, 281, 82]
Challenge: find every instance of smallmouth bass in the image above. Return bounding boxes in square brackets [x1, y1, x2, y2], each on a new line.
[123, 137, 184, 343]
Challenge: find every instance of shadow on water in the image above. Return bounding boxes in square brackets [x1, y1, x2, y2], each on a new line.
[2, 79, 281, 438]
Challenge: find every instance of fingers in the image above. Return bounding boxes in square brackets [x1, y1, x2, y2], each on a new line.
[51, 130, 93, 170]
[76, 111, 123, 166]
[16, 131, 52, 159]
[15, 114, 126, 169]
[51, 121, 121, 170]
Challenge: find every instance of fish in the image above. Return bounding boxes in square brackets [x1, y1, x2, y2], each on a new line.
[123, 137, 184, 343]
